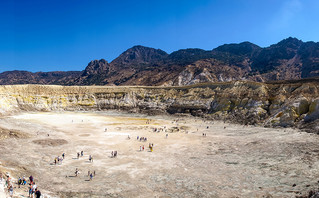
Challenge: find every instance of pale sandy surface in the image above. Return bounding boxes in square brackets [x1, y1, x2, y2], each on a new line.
[1, 111, 319, 197]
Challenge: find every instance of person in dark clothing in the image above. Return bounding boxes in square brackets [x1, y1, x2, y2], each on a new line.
[29, 175, 33, 184]
[35, 188, 41, 198]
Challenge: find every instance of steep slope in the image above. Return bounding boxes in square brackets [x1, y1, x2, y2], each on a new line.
[72, 59, 111, 85]
[0, 80, 318, 133]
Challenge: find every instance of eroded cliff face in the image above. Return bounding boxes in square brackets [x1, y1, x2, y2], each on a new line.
[0, 81, 318, 133]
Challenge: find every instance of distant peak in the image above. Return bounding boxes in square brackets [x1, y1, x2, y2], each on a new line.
[110, 45, 168, 66]
[276, 37, 303, 47]
[127, 45, 166, 53]
[212, 41, 261, 56]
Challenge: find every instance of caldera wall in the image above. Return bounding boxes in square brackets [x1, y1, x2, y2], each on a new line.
[0, 81, 318, 132]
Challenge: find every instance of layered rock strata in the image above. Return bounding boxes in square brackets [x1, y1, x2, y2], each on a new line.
[0, 80, 318, 133]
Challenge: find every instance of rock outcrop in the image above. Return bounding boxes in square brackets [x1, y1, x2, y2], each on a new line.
[0, 79, 318, 133]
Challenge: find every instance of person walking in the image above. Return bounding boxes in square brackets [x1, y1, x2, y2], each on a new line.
[8, 185, 13, 197]
[35, 188, 41, 198]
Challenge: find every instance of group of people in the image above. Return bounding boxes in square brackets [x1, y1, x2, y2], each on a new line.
[137, 136, 147, 141]
[77, 150, 84, 159]
[1, 173, 42, 198]
[74, 168, 96, 181]
[17, 176, 27, 187]
[54, 156, 63, 165]
[76, 151, 94, 162]
[28, 180, 41, 198]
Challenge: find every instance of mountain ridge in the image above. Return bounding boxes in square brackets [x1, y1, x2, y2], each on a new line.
[0, 37, 318, 86]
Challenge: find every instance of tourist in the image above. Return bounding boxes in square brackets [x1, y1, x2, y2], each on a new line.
[6, 173, 10, 187]
[81, 151, 84, 157]
[62, 153, 65, 159]
[35, 188, 41, 198]
[90, 173, 93, 180]
[18, 177, 22, 188]
[29, 175, 33, 184]
[93, 170, 96, 176]
[23, 176, 26, 185]
[77, 152, 80, 159]
[8, 184, 13, 197]
[75, 168, 79, 177]
[29, 184, 32, 197]
[32, 182, 37, 196]
[166, 134, 168, 138]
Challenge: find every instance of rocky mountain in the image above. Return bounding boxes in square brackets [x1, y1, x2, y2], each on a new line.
[0, 37, 318, 86]
[0, 70, 81, 85]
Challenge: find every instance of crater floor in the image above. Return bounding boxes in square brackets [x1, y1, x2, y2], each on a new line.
[0, 111, 319, 197]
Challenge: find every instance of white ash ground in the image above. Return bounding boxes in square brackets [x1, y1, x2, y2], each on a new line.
[1, 111, 319, 197]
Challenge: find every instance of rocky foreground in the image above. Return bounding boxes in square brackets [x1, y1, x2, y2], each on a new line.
[0, 79, 318, 133]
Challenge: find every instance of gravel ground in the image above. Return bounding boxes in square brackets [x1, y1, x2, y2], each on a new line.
[0, 111, 319, 197]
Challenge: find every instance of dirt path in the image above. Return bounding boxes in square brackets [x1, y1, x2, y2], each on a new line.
[0, 111, 319, 197]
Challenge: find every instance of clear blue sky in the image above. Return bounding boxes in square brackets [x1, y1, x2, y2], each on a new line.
[0, 0, 318, 72]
